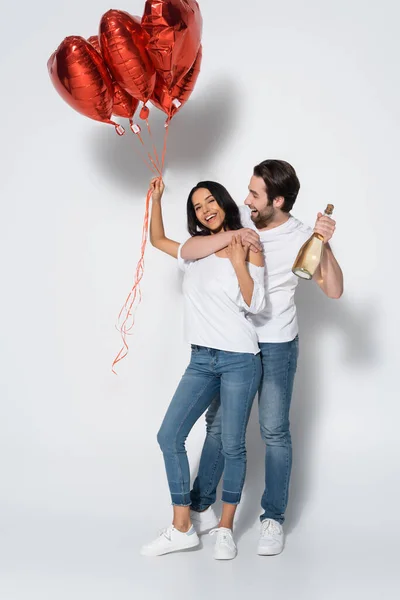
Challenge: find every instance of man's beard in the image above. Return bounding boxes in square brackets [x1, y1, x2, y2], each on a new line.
[251, 206, 274, 228]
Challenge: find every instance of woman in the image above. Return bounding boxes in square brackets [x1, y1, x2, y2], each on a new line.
[141, 177, 265, 560]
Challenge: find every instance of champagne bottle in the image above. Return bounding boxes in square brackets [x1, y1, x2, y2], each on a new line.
[292, 204, 334, 280]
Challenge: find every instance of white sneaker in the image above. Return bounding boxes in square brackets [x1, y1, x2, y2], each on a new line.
[140, 525, 200, 557]
[257, 518, 284, 556]
[190, 506, 219, 535]
[210, 527, 237, 560]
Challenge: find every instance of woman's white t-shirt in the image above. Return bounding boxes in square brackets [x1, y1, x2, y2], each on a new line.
[177, 245, 265, 354]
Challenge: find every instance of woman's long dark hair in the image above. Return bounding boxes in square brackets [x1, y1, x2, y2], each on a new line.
[187, 181, 242, 237]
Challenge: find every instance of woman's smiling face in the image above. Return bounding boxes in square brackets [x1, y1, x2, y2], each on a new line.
[191, 187, 226, 234]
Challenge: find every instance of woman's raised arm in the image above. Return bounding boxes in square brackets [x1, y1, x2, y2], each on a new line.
[149, 178, 180, 259]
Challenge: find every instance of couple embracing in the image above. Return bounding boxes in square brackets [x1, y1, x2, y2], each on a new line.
[141, 159, 343, 560]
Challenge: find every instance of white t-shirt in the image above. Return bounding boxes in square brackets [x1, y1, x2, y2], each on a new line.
[240, 206, 313, 343]
[177, 245, 266, 354]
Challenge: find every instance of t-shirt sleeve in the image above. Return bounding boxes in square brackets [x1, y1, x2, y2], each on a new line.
[298, 222, 314, 240]
[239, 205, 253, 228]
[297, 226, 314, 254]
[237, 263, 266, 314]
[292, 223, 314, 255]
[177, 242, 194, 272]
[304, 225, 314, 238]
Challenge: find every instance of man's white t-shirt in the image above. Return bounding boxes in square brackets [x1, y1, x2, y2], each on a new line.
[240, 206, 313, 343]
[177, 245, 266, 354]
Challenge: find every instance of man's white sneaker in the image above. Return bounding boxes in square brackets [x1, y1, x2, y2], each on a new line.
[210, 527, 237, 560]
[190, 506, 219, 535]
[257, 518, 284, 556]
[140, 525, 200, 557]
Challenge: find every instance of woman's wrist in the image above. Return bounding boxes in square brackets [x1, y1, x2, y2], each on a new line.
[232, 260, 247, 273]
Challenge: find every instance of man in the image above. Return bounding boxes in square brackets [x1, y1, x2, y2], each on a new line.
[180, 159, 344, 556]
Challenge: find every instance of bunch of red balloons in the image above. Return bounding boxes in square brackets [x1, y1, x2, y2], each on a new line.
[48, 1, 203, 135]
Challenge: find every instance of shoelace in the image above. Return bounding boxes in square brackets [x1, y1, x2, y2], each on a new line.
[158, 526, 174, 541]
[261, 519, 281, 537]
[209, 528, 234, 547]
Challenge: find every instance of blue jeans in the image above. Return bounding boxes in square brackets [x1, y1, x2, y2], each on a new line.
[157, 346, 261, 506]
[190, 337, 299, 524]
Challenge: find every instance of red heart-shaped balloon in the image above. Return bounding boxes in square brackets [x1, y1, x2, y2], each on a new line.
[142, 0, 203, 90]
[48, 36, 124, 133]
[99, 10, 156, 104]
[88, 35, 139, 122]
[151, 45, 202, 120]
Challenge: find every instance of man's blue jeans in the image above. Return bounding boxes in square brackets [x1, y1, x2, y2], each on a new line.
[190, 337, 299, 524]
[157, 346, 262, 506]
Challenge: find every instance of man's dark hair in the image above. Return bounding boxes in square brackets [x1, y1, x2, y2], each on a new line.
[253, 159, 300, 212]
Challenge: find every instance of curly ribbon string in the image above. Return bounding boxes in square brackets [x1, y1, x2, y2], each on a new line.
[111, 186, 152, 373]
[112, 121, 170, 374]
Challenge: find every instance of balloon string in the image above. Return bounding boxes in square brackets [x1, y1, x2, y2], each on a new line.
[161, 124, 170, 171]
[112, 187, 152, 374]
[135, 132, 162, 176]
[146, 119, 161, 171]
[131, 134, 158, 174]
[112, 120, 170, 374]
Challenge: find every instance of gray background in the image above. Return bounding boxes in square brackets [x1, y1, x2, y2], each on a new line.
[1, 0, 398, 598]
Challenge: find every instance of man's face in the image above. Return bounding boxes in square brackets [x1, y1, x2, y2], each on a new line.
[244, 175, 274, 227]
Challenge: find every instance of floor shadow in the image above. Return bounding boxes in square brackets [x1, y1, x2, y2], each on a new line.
[233, 282, 379, 540]
[86, 76, 239, 197]
[285, 284, 378, 534]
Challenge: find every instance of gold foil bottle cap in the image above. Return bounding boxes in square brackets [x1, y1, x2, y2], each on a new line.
[325, 204, 334, 215]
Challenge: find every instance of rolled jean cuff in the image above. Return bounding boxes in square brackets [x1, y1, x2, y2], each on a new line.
[190, 503, 211, 512]
[260, 515, 284, 524]
[171, 491, 192, 506]
[221, 489, 241, 505]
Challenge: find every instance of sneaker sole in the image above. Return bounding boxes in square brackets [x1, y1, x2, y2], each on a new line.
[257, 546, 284, 556]
[141, 538, 200, 557]
[214, 553, 237, 560]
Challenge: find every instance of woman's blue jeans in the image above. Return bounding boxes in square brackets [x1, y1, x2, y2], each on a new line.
[157, 346, 261, 506]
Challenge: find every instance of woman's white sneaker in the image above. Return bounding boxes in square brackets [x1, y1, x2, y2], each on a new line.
[140, 525, 200, 557]
[190, 506, 219, 535]
[210, 527, 237, 560]
[257, 518, 284, 555]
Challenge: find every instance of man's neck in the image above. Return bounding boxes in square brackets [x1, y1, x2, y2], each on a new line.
[255, 212, 291, 232]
